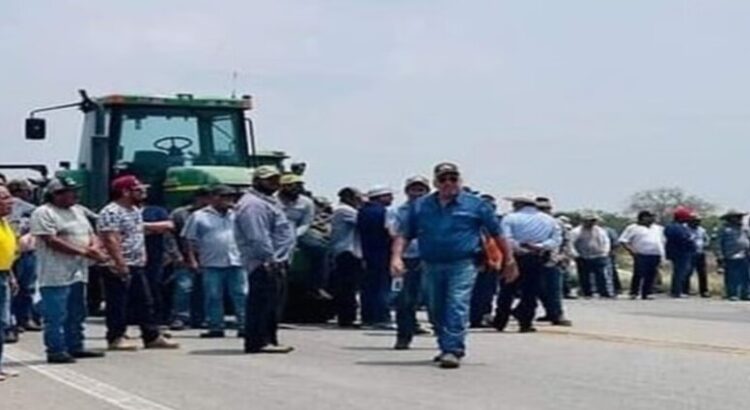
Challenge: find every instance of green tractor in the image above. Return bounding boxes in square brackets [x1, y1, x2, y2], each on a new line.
[22, 90, 295, 209]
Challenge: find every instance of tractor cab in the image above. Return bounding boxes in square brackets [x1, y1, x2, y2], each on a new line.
[24, 91, 291, 209]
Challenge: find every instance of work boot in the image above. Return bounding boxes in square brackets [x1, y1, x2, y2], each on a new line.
[71, 350, 106, 359]
[551, 318, 573, 327]
[492, 314, 510, 332]
[4, 330, 18, 344]
[144, 336, 180, 349]
[22, 321, 42, 332]
[439, 353, 461, 369]
[394, 339, 411, 350]
[47, 352, 77, 364]
[200, 330, 226, 339]
[108, 338, 139, 351]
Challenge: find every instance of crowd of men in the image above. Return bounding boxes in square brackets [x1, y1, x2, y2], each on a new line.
[1, 162, 750, 376]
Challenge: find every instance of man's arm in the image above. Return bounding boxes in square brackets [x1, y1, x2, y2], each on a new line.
[144, 220, 174, 235]
[99, 231, 128, 276]
[539, 218, 563, 251]
[235, 204, 274, 263]
[295, 200, 315, 238]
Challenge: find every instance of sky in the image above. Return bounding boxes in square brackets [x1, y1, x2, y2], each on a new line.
[2, 0, 750, 212]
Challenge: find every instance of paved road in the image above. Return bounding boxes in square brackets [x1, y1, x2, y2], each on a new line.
[4, 298, 750, 410]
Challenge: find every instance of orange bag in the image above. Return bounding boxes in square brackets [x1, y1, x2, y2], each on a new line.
[482, 234, 504, 272]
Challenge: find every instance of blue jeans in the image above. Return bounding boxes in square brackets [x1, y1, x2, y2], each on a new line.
[40, 282, 86, 355]
[669, 253, 693, 297]
[724, 258, 750, 299]
[203, 267, 247, 332]
[540, 266, 564, 319]
[423, 260, 477, 357]
[12, 252, 37, 326]
[172, 267, 204, 326]
[361, 258, 391, 325]
[0, 274, 9, 371]
[396, 259, 423, 343]
[577, 257, 613, 297]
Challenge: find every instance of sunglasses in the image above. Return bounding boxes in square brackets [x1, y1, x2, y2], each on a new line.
[437, 174, 459, 183]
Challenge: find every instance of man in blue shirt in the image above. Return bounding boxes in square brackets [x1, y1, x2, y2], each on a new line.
[494, 194, 562, 333]
[664, 207, 697, 298]
[392, 163, 517, 369]
[686, 216, 710, 297]
[357, 185, 395, 328]
[390, 176, 430, 350]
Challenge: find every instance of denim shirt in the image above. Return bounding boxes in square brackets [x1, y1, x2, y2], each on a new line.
[402, 192, 501, 264]
[717, 225, 750, 260]
[501, 206, 562, 254]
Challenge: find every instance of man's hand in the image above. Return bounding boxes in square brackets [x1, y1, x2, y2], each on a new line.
[111, 263, 130, 278]
[187, 258, 200, 274]
[500, 259, 520, 283]
[390, 257, 405, 278]
[84, 246, 109, 263]
[8, 274, 19, 296]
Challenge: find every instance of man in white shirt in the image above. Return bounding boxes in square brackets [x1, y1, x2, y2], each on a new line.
[618, 211, 665, 300]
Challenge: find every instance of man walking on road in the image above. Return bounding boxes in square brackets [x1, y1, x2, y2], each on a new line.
[619, 211, 664, 300]
[390, 176, 430, 350]
[494, 194, 562, 333]
[391, 163, 517, 369]
[98, 175, 179, 351]
[234, 166, 295, 354]
[31, 178, 109, 364]
[183, 185, 246, 339]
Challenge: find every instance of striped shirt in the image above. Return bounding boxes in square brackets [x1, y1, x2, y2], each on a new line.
[501, 206, 562, 254]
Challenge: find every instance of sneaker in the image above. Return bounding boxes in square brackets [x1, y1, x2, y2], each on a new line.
[519, 326, 537, 333]
[394, 339, 411, 350]
[247, 345, 294, 354]
[108, 338, 139, 351]
[47, 352, 77, 364]
[70, 350, 106, 359]
[439, 353, 461, 369]
[144, 336, 180, 349]
[169, 320, 187, 331]
[200, 331, 226, 339]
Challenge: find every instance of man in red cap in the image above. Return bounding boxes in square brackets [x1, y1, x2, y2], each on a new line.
[98, 175, 179, 351]
[664, 206, 697, 298]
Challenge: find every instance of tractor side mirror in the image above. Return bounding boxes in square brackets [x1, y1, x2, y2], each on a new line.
[25, 118, 46, 140]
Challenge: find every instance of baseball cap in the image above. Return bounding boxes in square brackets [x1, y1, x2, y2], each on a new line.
[46, 177, 80, 194]
[405, 175, 430, 189]
[503, 193, 537, 205]
[253, 165, 281, 180]
[111, 175, 149, 193]
[280, 173, 304, 185]
[433, 162, 460, 178]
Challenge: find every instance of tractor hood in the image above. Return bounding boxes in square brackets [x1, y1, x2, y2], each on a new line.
[164, 166, 254, 191]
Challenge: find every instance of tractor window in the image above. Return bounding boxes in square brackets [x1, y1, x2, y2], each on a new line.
[113, 107, 246, 174]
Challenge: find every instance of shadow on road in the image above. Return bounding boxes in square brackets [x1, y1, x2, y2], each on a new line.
[355, 359, 436, 367]
[342, 346, 434, 352]
[189, 349, 246, 356]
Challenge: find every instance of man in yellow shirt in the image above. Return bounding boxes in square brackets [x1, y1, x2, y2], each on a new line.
[0, 185, 19, 381]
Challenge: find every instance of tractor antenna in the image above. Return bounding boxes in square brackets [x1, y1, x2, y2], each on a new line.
[231, 71, 238, 99]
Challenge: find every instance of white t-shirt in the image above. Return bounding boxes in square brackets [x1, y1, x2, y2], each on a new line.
[619, 223, 665, 256]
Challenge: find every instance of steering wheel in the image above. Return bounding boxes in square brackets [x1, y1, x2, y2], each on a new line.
[153, 136, 194, 156]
